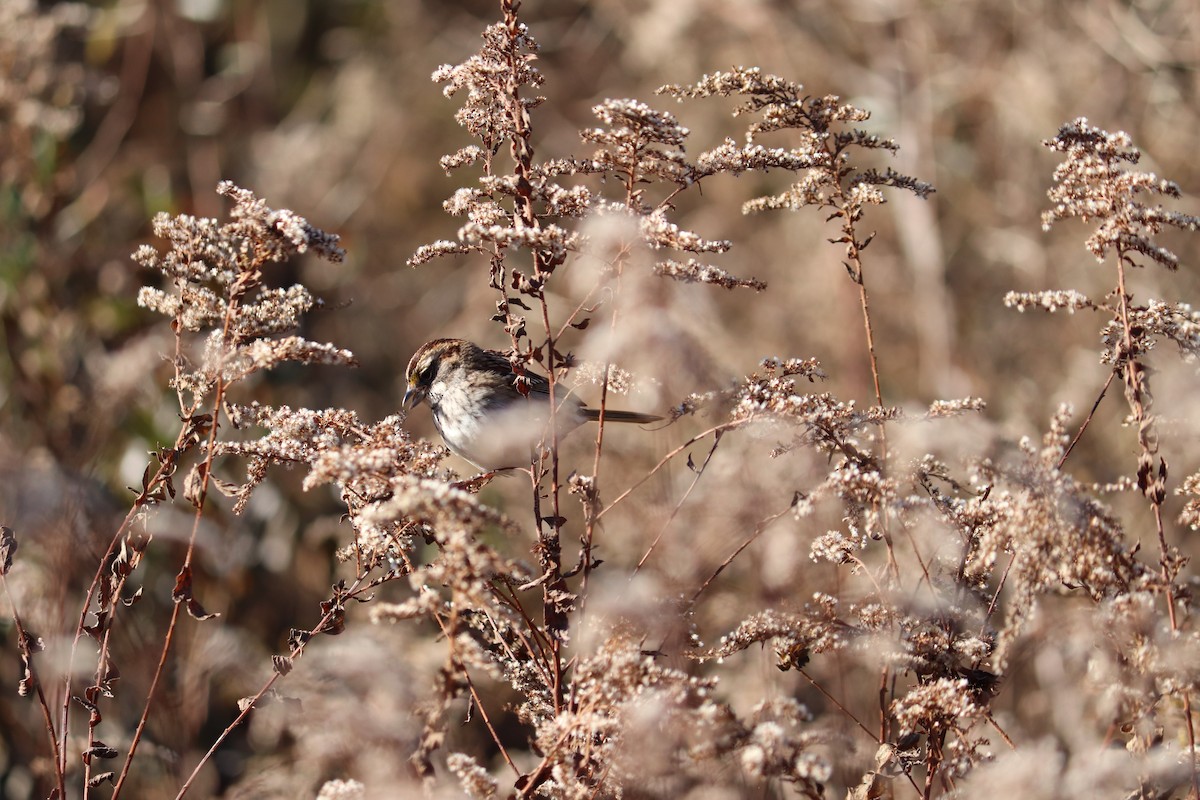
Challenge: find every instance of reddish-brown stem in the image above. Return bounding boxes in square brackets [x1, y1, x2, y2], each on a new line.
[1057, 367, 1119, 470]
[110, 601, 183, 796]
[0, 571, 64, 797]
[59, 425, 190, 782]
[633, 434, 720, 574]
[1114, 252, 1196, 794]
[428, 608, 520, 776]
[799, 669, 879, 743]
[111, 257, 251, 797]
[596, 421, 745, 523]
[580, 242, 634, 600]
[689, 504, 792, 605]
[172, 574, 366, 799]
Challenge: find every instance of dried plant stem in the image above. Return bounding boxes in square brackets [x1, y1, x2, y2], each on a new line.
[110, 600, 182, 797]
[58, 437, 186, 783]
[579, 253, 630, 601]
[516, 719, 577, 798]
[112, 271, 250, 797]
[855, 269, 886, 416]
[491, 581, 557, 679]
[689, 502, 793, 605]
[0, 570, 64, 798]
[830, 181, 900, 585]
[798, 671, 925, 798]
[486, 0, 571, 708]
[429, 607, 520, 776]
[531, 297, 568, 708]
[840, 206, 904, 762]
[1114, 256, 1176, 630]
[799, 669, 878, 743]
[1183, 693, 1200, 800]
[1113, 253, 1197, 795]
[173, 576, 368, 799]
[597, 422, 746, 523]
[981, 553, 1015, 637]
[985, 711, 1016, 750]
[633, 432, 721, 574]
[1057, 366, 1118, 470]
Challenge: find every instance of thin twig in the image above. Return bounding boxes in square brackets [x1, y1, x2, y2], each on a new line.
[1057, 367, 1118, 469]
[0, 569, 64, 798]
[596, 421, 745, 523]
[173, 576, 367, 798]
[690, 503, 793, 605]
[799, 669, 879, 743]
[633, 432, 721, 574]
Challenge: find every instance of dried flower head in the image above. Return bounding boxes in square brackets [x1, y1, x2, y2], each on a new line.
[1042, 118, 1199, 269]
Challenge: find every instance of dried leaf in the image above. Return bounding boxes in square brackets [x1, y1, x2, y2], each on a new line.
[18, 661, 33, 697]
[0, 526, 16, 575]
[238, 688, 301, 713]
[287, 628, 312, 651]
[82, 742, 119, 763]
[184, 462, 209, 509]
[173, 565, 220, 620]
[185, 597, 219, 621]
[86, 773, 115, 789]
[74, 694, 102, 726]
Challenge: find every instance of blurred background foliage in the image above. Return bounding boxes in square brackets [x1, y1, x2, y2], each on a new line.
[2, 0, 1199, 796]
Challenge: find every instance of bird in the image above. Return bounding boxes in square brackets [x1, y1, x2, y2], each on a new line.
[403, 338, 661, 471]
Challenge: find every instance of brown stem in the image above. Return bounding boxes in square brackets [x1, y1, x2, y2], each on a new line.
[495, 0, 568, 709]
[634, 434, 721, 574]
[596, 421, 745, 523]
[59, 429, 189, 782]
[111, 601, 183, 796]
[0, 571, 64, 797]
[799, 669, 879, 743]
[429, 608, 520, 776]
[689, 504, 793, 605]
[1057, 367, 1118, 470]
[113, 254, 253, 797]
[1114, 252, 1196, 793]
[172, 575, 367, 799]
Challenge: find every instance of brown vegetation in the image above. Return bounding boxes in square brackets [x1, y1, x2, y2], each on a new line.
[2, 1, 1200, 798]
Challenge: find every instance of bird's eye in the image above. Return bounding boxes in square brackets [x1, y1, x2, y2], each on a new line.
[420, 363, 436, 385]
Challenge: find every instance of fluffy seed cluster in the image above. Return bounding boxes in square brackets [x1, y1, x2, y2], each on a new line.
[136, 182, 348, 408]
[1042, 118, 1199, 268]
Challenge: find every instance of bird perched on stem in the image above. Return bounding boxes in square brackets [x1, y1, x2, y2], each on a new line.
[403, 338, 661, 471]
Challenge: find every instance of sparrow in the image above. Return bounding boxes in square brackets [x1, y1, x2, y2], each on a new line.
[403, 338, 661, 470]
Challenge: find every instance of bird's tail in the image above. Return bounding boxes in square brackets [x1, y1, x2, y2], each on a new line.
[581, 408, 662, 424]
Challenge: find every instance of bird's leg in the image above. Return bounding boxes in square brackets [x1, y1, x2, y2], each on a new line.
[452, 471, 499, 492]
[451, 465, 528, 492]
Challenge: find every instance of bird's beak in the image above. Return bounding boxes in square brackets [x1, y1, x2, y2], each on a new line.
[402, 384, 425, 413]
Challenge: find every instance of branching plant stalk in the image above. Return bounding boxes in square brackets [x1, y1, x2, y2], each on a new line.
[0, 567, 63, 798]
[495, 0, 569, 710]
[58, 357, 200, 783]
[838, 212, 898, 582]
[1113, 251, 1198, 795]
[112, 250, 264, 798]
[172, 573, 371, 799]
[833, 185, 903, 756]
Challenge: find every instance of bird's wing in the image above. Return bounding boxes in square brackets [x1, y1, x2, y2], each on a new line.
[479, 347, 549, 395]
